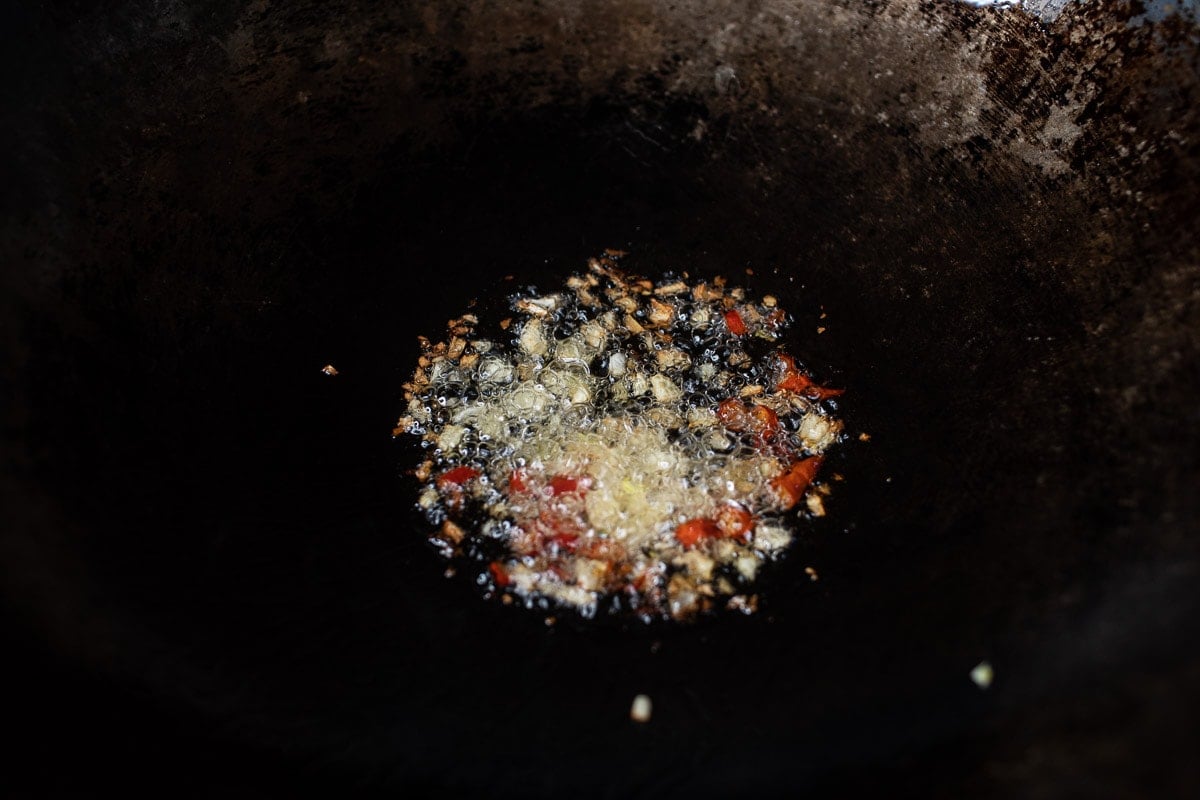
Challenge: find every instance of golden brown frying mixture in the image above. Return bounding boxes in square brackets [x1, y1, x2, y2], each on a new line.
[395, 253, 846, 622]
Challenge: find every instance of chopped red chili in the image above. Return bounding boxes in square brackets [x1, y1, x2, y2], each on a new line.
[436, 465, 480, 487]
[717, 398, 751, 429]
[549, 474, 590, 496]
[718, 398, 780, 440]
[769, 456, 824, 510]
[578, 537, 625, 561]
[675, 518, 722, 548]
[723, 309, 748, 336]
[488, 561, 510, 587]
[715, 503, 754, 540]
[775, 353, 844, 400]
[750, 405, 780, 440]
[810, 386, 844, 400]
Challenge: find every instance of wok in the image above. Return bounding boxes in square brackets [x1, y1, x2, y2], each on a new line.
[3, 0, 1198, 796]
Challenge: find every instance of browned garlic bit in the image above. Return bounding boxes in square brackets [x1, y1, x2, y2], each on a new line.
[396, 253, 846, 622]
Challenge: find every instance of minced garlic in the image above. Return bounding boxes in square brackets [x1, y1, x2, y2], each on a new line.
[396, 253, 846, 622]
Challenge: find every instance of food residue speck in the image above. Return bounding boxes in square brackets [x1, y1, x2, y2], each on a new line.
[631, 694, 653, 723]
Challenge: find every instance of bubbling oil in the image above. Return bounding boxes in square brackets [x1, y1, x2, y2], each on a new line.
[396, 253, 845, 622]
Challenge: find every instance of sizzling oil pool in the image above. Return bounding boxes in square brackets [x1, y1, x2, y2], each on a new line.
[395, 253, 847, 622]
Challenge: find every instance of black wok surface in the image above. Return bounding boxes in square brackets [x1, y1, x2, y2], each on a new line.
[3, 0, 1198, 796]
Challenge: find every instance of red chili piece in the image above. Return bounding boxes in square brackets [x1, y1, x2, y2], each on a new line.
[717, 398, 751, 429]
[715, 504, 754, 541]
[770, 456, 824, 510]
[724, 309, 748, 336]
[675, 518, 722, 548]
[717, 398, 780, 440]
[488, 561, 510, 587]
[533, 509, 586, 553]
[549, 475, 590, 496]
[775, 354, 844, 400]
[436, 465, 480, 488]
[750, 405, 780, 440]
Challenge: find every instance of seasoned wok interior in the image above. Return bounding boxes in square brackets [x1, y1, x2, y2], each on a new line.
[4, 0, 1196, 794]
